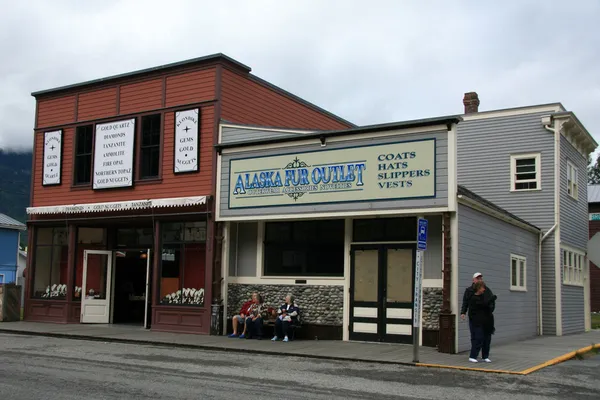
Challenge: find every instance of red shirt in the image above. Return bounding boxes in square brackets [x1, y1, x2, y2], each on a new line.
[239, 300, 253, 315]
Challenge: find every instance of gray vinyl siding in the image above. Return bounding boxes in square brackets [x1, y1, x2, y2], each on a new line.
[457, 112, 555, 230]
[221, 126, 313, 144]
[559, 135, 588, 249]
[228, 222, 258, 277]
[562, 284, 585, 334]
[424, 215, 442, 280]
[219, 130, 448, 218]
[457, 204, 539, 353]
[559, 135, 587, 334]
[541, 235, 556, 335]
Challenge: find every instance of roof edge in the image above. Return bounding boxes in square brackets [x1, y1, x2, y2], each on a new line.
[31, 53, 251, 97]
[552, 111, 599, 149]
[216, 115, 462, 151]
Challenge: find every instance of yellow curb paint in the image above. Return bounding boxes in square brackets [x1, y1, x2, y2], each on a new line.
[416, 343, 600, 375]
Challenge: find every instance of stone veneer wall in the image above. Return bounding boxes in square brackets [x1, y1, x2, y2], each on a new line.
[422, 287, 442, 330]
[227, 284, 343, 325]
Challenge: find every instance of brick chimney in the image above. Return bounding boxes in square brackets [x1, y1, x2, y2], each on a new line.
[463, 92, 480, 114]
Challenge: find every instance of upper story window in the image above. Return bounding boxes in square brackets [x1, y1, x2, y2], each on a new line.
[567, 161, 578, 200]
[74, 125, 94, 185]
[139, 114, 161, 180]
[510, 153, 541, 191]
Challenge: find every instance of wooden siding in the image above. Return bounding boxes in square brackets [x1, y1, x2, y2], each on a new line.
[541, 235, 556, 335]
[37, 95, 76, 128]
[119, 79, 162, 115]
[590, 221, 600, 313]
[77, 88, 117, 121]
[165, 69, 216, 108]
[457, 204, 539, 352]
[220, 68, 351, 131]
[220, 126, 312, 144]
[31, 105, 215, 206]
[219, 130, 448, 219]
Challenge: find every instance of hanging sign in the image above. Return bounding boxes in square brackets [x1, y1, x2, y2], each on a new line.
[174, 108, 200, 173]
[42, 130, 62, 186]
[93, 118, 135, 189]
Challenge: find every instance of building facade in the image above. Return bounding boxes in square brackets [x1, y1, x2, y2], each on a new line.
[215, 94, 596, 353]
[587, 185, 600, 313]
[0, 214, 26, 285]
[24, 54, 352, 333]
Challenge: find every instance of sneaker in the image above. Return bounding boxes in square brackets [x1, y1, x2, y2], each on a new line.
[228, 333, 238, 338]
[283, 336, 289, 342]
[483, 358, 491, 363]
[271, 336, 278, 341]
[468, 358, 478, 363]
[239, 334, 245, 339]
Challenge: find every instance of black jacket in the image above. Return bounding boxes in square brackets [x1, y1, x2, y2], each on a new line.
[468, 292, 496, 335]
[461, 284, 496, 315]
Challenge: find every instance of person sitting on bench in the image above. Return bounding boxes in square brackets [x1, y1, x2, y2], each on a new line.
[229, 292, 260, 338]
[244, 293, 269, 340]
[271, 294, 300, 342]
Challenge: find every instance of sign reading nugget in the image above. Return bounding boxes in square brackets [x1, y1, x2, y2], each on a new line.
[228, 139, 436, 208]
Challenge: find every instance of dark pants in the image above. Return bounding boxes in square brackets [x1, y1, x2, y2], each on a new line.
[245, 317, 263, 338]
[469, 321, 492, 359]
[275, 318, 292, 338]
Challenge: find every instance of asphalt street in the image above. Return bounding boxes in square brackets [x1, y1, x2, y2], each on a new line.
[0, 333, 598, 399]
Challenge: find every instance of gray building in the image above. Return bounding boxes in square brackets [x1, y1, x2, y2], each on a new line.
[214, 93, 595, 353]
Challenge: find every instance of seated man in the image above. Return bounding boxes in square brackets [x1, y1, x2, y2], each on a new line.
[228, 292, 259, 338]
[271, 294, 300, 342]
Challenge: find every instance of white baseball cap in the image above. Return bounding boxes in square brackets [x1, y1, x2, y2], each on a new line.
[473, 272, 482, 279]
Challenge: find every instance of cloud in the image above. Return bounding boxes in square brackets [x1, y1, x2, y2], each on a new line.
[1, 0, 599, 157]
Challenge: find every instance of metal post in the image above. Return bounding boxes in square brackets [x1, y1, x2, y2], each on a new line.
[144, 248, 151, 329]
[413, 249, 423, 362]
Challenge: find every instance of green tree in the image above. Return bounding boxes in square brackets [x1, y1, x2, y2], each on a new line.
[588, 154, 600, 184]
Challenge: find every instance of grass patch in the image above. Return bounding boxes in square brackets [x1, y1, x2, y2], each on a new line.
[592, 313, 600, 330]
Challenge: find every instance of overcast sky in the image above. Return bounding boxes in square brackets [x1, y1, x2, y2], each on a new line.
[1, 0, 599, 158]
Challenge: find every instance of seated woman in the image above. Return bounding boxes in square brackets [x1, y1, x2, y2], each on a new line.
[243, 293, 270, 340]
[271, 294, 300, 342]
[229, 292, 260, 338]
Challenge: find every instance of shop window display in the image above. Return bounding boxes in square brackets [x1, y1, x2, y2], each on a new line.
[32, 227, 68, 299]
[160, 222, 206, 306]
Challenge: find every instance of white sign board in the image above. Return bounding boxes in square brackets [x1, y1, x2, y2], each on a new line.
[174, 108, 199, 173]
[93, 119, 135, 189]
[43, 130, 62, 185]
[413, 250, 423, 328]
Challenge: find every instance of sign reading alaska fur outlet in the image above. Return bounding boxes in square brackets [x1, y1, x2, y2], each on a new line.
[229, 139, 436, 208]
[93, 118, 135, 189]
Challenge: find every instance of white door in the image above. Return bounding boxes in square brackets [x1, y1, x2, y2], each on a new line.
[81, 250, 113, 323]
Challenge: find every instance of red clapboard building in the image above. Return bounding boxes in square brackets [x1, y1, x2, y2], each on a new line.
[25, 53, 352, 334]
[588, 184, 600, 313]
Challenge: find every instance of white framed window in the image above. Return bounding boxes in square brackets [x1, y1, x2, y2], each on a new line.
[0, 274, 4, 284]
[510, 153, 541, 191]
[567, 161, 578, 200]
[562, 247, 585, 286]
[510, 254, 527, 291]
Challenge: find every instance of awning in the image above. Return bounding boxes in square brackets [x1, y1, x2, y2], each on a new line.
[26, 196, 208, 215]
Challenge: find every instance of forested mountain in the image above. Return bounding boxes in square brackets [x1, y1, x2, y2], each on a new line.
[0, 149, 31, 246]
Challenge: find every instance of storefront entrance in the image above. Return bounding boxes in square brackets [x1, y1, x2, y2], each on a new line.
[349, 244, 415, 343]
[81, 249, 152, 326]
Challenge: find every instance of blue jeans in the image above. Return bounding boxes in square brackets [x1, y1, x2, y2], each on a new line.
[469, 320, 492, 359]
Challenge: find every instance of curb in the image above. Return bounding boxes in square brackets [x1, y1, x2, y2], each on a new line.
[0, 328, 416, 368]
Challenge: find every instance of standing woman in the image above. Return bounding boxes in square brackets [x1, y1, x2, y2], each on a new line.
[467, 281, 496, 363]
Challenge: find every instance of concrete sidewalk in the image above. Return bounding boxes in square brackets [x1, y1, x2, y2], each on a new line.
[1, 321, 598, 375]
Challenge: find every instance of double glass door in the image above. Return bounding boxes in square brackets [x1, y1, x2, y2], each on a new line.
[349, 244, 415, 343]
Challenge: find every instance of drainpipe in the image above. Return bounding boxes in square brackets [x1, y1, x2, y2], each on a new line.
[543, 116, 560, 336]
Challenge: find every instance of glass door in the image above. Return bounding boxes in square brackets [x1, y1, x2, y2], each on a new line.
[81, 250, 113, 323]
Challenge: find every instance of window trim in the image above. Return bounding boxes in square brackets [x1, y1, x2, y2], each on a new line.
[510, 153, 541, 192]
[510, 254, 527, 291]
[71, 124, 95, 188]
[136, 112, 163, 181]
[562, 246, 585, 287]
[567, 160, 578, 200]
[0, 274, 4, 284]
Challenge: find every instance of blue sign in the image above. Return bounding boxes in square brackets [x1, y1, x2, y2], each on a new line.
[417, 218, 428, 250]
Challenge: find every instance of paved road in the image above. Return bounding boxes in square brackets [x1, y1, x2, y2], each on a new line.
[0, 333, 598, 399]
